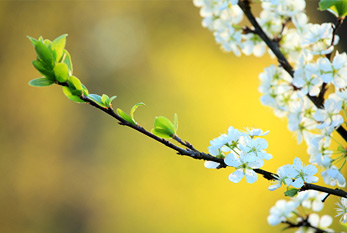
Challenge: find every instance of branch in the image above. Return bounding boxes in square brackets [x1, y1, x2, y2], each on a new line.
[237, 0, 347, 142]
[283, 219, 328, 233]
[55, 81, 347, 199]
[301, 183, 347, 199]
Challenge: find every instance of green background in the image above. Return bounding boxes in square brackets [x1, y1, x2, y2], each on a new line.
[1, 1, 346, 232]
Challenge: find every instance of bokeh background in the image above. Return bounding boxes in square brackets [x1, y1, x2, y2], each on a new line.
[1, 1, 347, 233]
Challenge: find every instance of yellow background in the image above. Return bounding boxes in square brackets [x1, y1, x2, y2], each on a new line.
[0, 1, 345, 232]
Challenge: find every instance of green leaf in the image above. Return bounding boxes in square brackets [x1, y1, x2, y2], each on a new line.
[151, 128, 172, 139]
[82, 84, 89, 96]
[62, 49, 73, 75]
[67, 75, 83, 96]
[319, 0, 347, 17]
[88, 94, 106, 107]
[51, 34, 68, 62]
[152, 116, 176, 138]
[53, 63, 69, 82]
[109, 96, 117, 106]
[32, 60, 55, 80]
[43, 39, 52, 47]
[117, 108, 136, 125]
[62, 86, 86, 103]
[101, 94, 109, 106]
[35, 41, 54, 69]
[173, 113, 178, 131]
[130, 102, 145, 124]
[284, 189, 299, 197]
[28, 77, 54, 87]
[27, 36, 38, 47]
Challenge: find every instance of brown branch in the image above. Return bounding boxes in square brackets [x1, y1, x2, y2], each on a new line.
[54, 81, 347, 198]
[283, 219, 328, 233]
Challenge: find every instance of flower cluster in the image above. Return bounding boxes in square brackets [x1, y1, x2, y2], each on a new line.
[194, 0, 347, 189]
[195, 0, 347, 230]
[269, 157, 318, 190]
[206, 127, 272, 183]
[268, 190, 333, 232]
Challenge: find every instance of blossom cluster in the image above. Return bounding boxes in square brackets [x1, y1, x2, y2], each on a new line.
[206, 127, 272, 183]
[194, 0, 347, 190]
[195, 0, 347, 228]
[269, 157, 318, 190]
[268, 190, 333, 232]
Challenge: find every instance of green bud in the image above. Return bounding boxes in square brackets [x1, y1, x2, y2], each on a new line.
[53, 63, 69, 82]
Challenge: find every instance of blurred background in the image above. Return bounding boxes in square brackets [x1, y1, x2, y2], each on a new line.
[1, 1, 346, 233]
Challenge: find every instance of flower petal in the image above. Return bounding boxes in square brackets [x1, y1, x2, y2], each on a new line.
[292, 177, 304, 188]
[204, 161, 220, 169]
[304, 164, 317, 176]
[244, 169, 258, 183]
[229, 169, 243, 183]
[224, 152, 241, 168]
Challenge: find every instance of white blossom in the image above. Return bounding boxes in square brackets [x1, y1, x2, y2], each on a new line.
[290, 157, 318, 188]
[302, 23, 338, 55]
[267, 199, 299, 226]
[224, 151, 263, 183]
[322, 167, 346, 187]
[317, 51, 347, 88]
[336, 198, 347, 223]
[268, 165, 295, 191]
[314, 98, 344, 132]
[295, 214, 333, 233]
[294, 190, 326, 212]
[239, 136, 272, 162]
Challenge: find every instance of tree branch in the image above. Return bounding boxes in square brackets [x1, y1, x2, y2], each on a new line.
[283, 219, 328, 233]
[54, 81, 347, 198]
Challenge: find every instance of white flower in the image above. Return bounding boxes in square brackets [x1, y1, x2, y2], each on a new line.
[336, 198, 347, 223]
[280, 29, 304, 63]
[245, 128, 270, 137]
[228, 126, 244, 141]
[294, 190, 326, 212]
[267, 199, 298, 226]
[292, 12, 308, 33]
[296, 214, 333, 233]
[293, 62, 322, 96]
[268, 165, 295, 191]
[287, 100, 317, 144]
[214, 25, 243, 56]
[208, 133, 231, 156]
[257, 10, 282, 37]
[307, 134, 332, 168]
[239, 135, 272, 161]
[224, 151, 263, 183]
[317, 52, 347, 88]
[314, 98, 344, 132]
[259, 65, 298, 117]
[302, 23, 338, 55]
[322, 167, 346, 187]
[242, 33, 266, 57]
[261, 0, 306, 17]
[290, 157, 318, 188]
